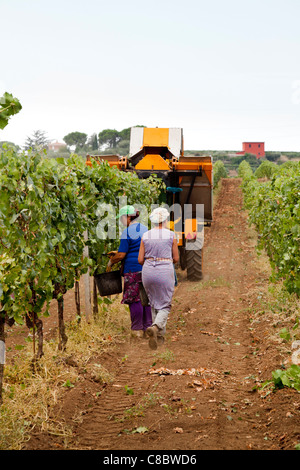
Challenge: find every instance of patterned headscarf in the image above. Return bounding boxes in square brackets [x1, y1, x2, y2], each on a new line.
[149, 207, 170, 224]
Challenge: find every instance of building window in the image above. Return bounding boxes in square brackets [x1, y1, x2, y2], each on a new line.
[258, 144, 260, 148]
[249, 144, 251, 148]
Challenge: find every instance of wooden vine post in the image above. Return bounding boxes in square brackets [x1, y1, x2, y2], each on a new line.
[93, 277, 99, 318]
[83, 230, 92, 320]
[75, 279, 81, 322]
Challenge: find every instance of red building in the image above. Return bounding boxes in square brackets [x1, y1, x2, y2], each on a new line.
[48, 140, 66, 152]
[237, 142, 265, 159]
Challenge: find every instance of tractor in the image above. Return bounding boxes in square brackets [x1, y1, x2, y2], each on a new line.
[86, 127, 213, 281]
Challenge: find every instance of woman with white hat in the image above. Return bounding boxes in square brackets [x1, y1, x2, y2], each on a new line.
[138, 207, 179, 349]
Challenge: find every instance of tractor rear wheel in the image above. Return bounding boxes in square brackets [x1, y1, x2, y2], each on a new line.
[179, 246, 186, 271]
[186, 246, 203, 281]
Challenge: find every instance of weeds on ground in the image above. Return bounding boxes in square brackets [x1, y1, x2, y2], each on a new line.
[116, 390, 162, 422]
[152, 349, 175, 365]
[0, 341, 79, 450]
[0, 301, 129, 450]
[259, 364, 300, 395]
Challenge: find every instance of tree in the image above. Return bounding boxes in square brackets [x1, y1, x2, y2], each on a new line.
[24, 130, 49, 151]
[98, 129, 121, 149]
[88, 133, 98, 151]
[118, 127, 131, 141]
[63, 132, 87, 152]
[0, 92, 22, 130]
[98, 126, 145, 152]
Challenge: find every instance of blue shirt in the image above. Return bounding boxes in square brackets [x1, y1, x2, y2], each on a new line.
[118, 223, 148, 273]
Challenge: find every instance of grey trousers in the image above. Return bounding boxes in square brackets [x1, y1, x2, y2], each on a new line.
[151, 307, 170, 336]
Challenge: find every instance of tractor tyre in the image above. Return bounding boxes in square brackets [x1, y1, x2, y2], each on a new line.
[186, 246, 203, 281]
[179, 246, 187, 271]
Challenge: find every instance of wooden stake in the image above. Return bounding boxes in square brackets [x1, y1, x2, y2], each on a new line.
[93, 276, 99, 318]
[83, 230, 91, 320]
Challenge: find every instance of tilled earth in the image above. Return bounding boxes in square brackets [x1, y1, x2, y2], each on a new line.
[23, 178, 299, 451]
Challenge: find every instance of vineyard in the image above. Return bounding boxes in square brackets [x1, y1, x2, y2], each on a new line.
[0, 147, 163, 399]
[0, 146, 299, 451]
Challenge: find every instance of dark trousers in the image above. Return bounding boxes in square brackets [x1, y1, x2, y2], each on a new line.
[129, 301, 152, 331]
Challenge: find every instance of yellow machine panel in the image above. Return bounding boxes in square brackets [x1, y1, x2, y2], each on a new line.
[143, 128, 169, 148]
[171, 156, 213, 184]
[135, 153, 170, 170]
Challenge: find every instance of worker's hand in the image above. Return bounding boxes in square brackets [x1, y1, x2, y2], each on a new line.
[108, 251, 117, 257]
[106, 259, 112, 272]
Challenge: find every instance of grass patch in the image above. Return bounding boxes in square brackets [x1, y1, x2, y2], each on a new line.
[0, 300, 129, 450]
[116, 391, 162, 422]
[152, 349, 175, 365]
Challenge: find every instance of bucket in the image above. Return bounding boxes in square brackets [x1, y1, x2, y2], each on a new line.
[94, 270, 123, 297]
[139, 281, 149, 306]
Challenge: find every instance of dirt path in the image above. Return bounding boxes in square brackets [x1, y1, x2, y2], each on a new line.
[25, 178, 299, 451]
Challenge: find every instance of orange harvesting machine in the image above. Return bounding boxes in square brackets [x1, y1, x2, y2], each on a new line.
[86, 127, 213, 280]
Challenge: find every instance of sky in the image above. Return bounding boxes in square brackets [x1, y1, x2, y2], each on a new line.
[1, 0, 300, 151]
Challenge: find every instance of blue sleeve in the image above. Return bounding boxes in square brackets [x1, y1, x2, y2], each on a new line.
[118, 237, 129, 253]
[118, 228, 129, 253]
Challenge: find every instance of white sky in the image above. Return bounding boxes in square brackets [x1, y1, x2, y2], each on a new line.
[1, 0, 300, 151]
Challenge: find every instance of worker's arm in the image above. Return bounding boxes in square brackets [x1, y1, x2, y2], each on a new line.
[172, 237, 179, 264]
[138, 239, 145, 265]
[110, 252, 126, 265]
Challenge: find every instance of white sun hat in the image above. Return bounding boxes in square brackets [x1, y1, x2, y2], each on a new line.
[149, 207, 170, 224]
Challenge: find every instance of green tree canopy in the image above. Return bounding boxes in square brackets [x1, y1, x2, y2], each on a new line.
[98, 129, 121, 149]
[63, 132, 87, 151]
[98, 126, 145, 153]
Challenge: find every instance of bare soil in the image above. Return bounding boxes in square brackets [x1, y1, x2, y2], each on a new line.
[8, 178, 300, 451]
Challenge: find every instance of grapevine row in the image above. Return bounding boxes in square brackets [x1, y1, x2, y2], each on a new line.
[238, 160, 300, 296]
[0, 147, 163, 389]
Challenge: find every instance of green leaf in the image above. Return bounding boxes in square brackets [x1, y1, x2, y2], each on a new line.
[9, 213, 19, 224]
[125, 385, 134, 395]
[63, 380, 74, 388]
[279, 328, 291, 341]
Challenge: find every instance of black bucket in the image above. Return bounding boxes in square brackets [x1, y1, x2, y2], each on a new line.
[139, 281, 149, 307]
[94, 270, 123, 297]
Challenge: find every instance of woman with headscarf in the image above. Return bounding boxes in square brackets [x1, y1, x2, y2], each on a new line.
[108, 205, 152, 338]
[138, 207, 179, 349]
